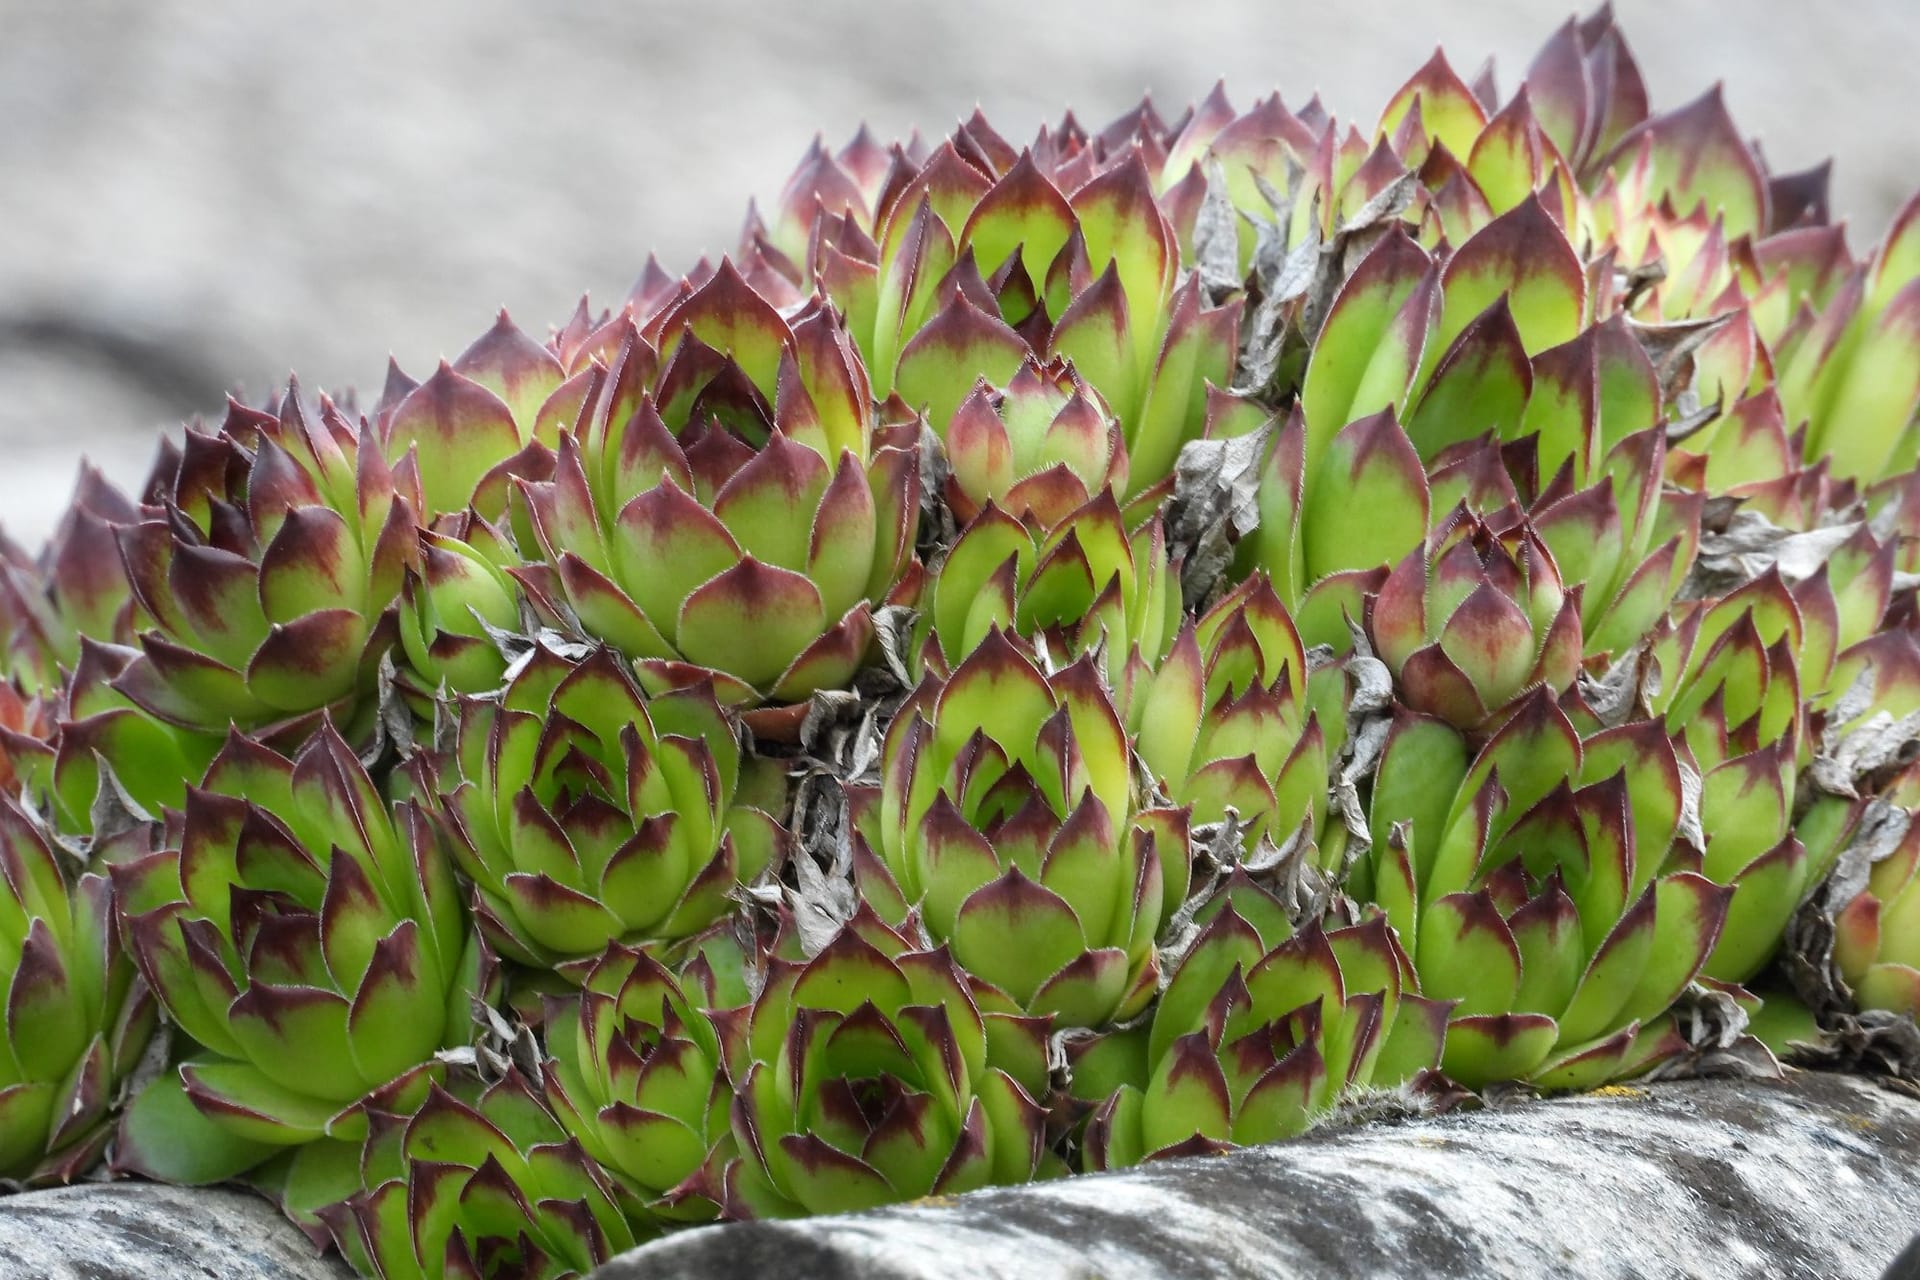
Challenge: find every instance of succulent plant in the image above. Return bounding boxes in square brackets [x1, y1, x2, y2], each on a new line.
[1241, 407, 1433, 650]
[0, 799, 155, 1181]
[773, 124, 1242, 495]
[396, 511, 525, 703]
[0, 466, 141, 694]
[1831, 765, 1920, 1017]
[0, 680, 53, 796]
[1363, 695, 1735, 1089]
[513, 298, 921, 708]
[1079, 875, 1449, 1167]
[540, 942, 735, 1222]
[919, 494, 1179, 674]
[112, 727, 488, 1149]
[319, 1074, 636, 1280]
[723, 909, 1047, 1216]
[942, 355, 1130, 526]
[6, 8, 1920, 1272]
[376, 311, 564, 522]
[1, 638, 222, 837]
[112, 392, 417, 737]
[1371, 510, 1582, 731]
[1121, 576, 1334, 851]
[853, 630, 1186, 1026]
[417, 646, 787, 971]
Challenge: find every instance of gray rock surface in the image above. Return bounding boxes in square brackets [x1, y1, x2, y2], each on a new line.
[593, 1073, 1920, 1280]
[0, 1181, 351, 1280]
[2, 0, 1916, 543]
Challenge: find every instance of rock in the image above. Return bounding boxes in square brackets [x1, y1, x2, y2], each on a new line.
[593, 1072, 1920, 1280]
[2, 1, 1917, 546]
[0, 1181, 351, 1280]
[1886, 1233, 1920, 1280]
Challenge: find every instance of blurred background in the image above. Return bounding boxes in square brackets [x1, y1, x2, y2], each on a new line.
[2, 0, 1915, 544]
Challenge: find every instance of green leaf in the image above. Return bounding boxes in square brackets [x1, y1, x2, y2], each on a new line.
[1404, 297, 1533, 459]
[1440, 1012, 1558, 1089]
[1416, 893, 1521, 1016]
[113, 1071, 278, 1184]
[1432, 193, 1584, 372]
[1301, 410, 1430, 582]
[1300, 229, 1436, 463]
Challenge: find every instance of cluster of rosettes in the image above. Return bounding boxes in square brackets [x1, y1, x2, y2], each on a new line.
[1, 8, 1918, 1277]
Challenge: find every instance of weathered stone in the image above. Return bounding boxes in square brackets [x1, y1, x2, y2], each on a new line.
[1, 2, 1916, 545]
[594, 1073, 1920, 1280]
[0, 1181, 350, 1280]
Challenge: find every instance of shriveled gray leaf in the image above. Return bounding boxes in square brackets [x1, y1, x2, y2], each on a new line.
[1628, 312, 1734, 402]
[1682, 510, 1860, 600]
[85, 753, 155, 862]
[1193, 161, 1243, 298]
[1784, 798, 1920, 1080]
[1336, 169, 1418, 237]
[1580, 643, 1653, 729]
[1166, 423, 1276, 611]
[1639, 983, 1782, 1083]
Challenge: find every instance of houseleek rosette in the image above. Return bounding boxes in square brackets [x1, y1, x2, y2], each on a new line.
[418, 646, 787, 970]
[771, 128, 1240, 496]
[0, 465, 141, 694]
[1836, 825, 1920, 1018]
[1, 638, 221, 838]
[1371, 510, 1582, 731]
[0, 798, 155, 1180]
[919, 494, 1178, 676]
[318, 1074, 635, 1280]
[941, 355, 1129, 526]
[540, 943, 732, 1222]
[396, 511, 524, 702]
[1364, 694, 1731, 1089]
[724, 909, 1046, 1216]
[113, 393, 417, 735]
[112, 726, 488, 1148]
[514, 289, 920, 706]
[1080, 876, 1450, 1168]
[853, 629, 1187, 1025]
[1120, 575, 1332, 849]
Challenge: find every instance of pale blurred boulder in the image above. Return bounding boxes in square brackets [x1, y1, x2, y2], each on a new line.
[1, 0, 1914, 543]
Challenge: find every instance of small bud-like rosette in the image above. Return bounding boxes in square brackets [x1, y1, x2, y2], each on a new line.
[723, 909, 1046, 1217]
[1073, 871, 1448, 1169]
[920, 493, 1178, 675]
[1523, 426, 1702, 662]
[0, 465, 142, 694]
[541, 943, 734, 1222]
[1643, 575, 1808, 747]
[1362, 695, 1732, 1088]
[0, 798, 156, 1181]
[111, 726, 489, 1150]
[1371, 508, 1582, 731]
[514, 281, 920, 708]
[396, 510, 525, 702]
[1835, 827, 1920, 1017]
[418, 646, 787, 970]
[942, 355, 1128, 526]
[113, 391, 417, 736]
[1122, 575, 1332, 849]
[2, 637, 221, 837]
[852, 629, 1188, 1026]
[317, 1073, 635, 1280]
